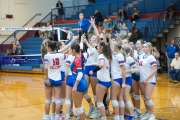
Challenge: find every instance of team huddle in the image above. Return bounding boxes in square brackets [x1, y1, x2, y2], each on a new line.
[42, 19, 157, 120]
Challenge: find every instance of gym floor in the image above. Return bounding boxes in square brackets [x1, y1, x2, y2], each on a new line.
[0, 72, 180, 120]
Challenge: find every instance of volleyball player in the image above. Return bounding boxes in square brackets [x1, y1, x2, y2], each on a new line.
[132, 40, 145, 118]
[43, 41, 65, 120]
[82, 18, 101, 118]
[70, 42, 88, 120]
[139, 42, 157, 120]
[65, 48, 75, 120]
[89, 41, 112, 120]
[122, 45, 139, 120]
[110, 41, 126, 120]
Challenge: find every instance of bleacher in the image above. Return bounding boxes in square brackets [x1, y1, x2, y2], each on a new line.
[0, 0, 180, 72]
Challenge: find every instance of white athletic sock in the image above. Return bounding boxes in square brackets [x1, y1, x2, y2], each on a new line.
[119, 116, 124, 120]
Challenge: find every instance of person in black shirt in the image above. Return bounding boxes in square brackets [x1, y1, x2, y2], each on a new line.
[163, 2, 175, 21]
[56, 0, 64, 20]
[131, 7, 140, 22]
[129, 23, 142, 43]
[118, 8, 127, 22]
[94, 10, 103, 26]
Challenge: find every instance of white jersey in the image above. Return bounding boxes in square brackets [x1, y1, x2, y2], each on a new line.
[125, 56, 136, 77]
[85, 47, 98, 66]
[134, 50, 145, 68]
[111, 52, 125, 79]
[139, 55, 157, 83]
[60, 54, 67, 72]
[97, 54, 111, 82]
[66, 55, 75, 75]
[44, 53, 65, 81]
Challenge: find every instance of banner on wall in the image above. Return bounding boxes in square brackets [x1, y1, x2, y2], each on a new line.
[0, 54, 42, 64]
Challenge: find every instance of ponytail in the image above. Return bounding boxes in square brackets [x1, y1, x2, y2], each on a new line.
[100, 42, 112, 61]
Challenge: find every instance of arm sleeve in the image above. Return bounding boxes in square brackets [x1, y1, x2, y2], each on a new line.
[43, 55, 49, 64]
[117, 54, 125, 65]
[149, 56, 157, 66]
[92, 66, 101, 73]
[128, 57, 136, 67]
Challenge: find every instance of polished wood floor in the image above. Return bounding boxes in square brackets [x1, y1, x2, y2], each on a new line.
[0, 72, 180, 120]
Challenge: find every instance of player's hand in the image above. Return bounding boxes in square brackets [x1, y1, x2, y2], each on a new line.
[72, 87, 77, 94]
[45, 79, 51, 86]
[143, 80, 148, 85]
[135, 72, 140, 75]
[90, 18, 95, 26]
[122, 83, 126, 88]
[89, 71, 93, 75]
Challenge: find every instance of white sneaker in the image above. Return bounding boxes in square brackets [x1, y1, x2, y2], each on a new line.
[139, 111, 148, 118]
[133, 109, 141, 118]
[140, 113, 150, 120]
[148, 114, 155, 120]
[100, 117, 107, 120]
[89, 108, 101, 119]
[51, 113, 55, 120]
[65, 115, 70, 120]
[86, 104, 94, 117]
[43, 115, 51, 120]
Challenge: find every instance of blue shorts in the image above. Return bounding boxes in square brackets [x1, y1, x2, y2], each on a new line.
[149, 82, 156, 85]
[132, 73, 140, 81]
[73, 77, 88, 93]
[44, 78, 62, 87]
[84, 65, 97, 77]
[114, 78, 123, 87]
[126, 77, 132, 87]
[66, 75, 73, 87]
[61, 71, 65, 81]
[98, 79, 111, 88]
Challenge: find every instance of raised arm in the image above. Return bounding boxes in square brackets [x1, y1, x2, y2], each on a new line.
[90, 18, 100, 44]
[58, 36, 78, 53]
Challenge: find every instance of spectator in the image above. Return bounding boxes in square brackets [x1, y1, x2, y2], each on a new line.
[129, 23, 142, 43]
[163, 2, 175, 21]
[5, 49, 10, 56]
[10, 49, 17, 55]
[78, 13, 91, 42]
[169, 52, 180, 83]
[94, 10, 103, 26]
[13, 38, 21, 50]
[43, 23, 52, 39]
[108, 18, 116, 32]
[165, 39, 179, 71]
[131, 7, 140, 22]
[103, 19, 109, 29]
[19, 49, 25, 55]
[117, 22, 128, 39]
[56, 0, 64, 20]
[152, 47, 160, 67]
[118, 8, 127, 22]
